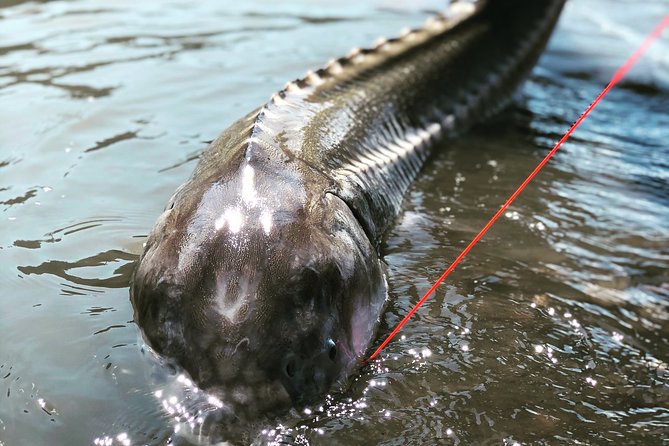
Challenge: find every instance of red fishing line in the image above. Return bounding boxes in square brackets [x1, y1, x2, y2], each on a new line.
[368, 15, 669, 361]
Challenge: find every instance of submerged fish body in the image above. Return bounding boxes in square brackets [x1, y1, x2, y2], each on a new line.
[130, 0, 565, 429]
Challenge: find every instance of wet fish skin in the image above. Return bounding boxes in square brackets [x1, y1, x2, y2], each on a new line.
[130, 0, 565, 429]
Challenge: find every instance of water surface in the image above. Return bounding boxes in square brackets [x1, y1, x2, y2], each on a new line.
[1, 0, 668, 444]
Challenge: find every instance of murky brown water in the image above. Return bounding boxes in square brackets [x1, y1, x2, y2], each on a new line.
[1, 0, 668, 444]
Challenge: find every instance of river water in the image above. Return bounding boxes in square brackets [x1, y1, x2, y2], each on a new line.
[1, 0, 668, 444]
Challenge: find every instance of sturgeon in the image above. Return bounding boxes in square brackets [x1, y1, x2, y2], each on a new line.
[131, 0, 565, 429]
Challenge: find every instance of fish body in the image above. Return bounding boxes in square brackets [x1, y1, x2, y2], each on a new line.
[130, 0, 565, 429]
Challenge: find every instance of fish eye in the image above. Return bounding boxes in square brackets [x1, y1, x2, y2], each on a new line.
[285, 358, 297, 378]
[327, 339, 337, 361]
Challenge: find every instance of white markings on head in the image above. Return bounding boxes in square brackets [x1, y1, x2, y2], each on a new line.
[215, 163, 276, 236]
[260, 210, 273, 235]
[215, 207, 243, 233]
[214, 215, 224, 231]
[214, 272, 254, 324]
[228, 211, 241, 233]
[241, 165, 257, 205]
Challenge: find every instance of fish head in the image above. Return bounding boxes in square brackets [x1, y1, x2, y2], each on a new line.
[130, 158, 386, 422]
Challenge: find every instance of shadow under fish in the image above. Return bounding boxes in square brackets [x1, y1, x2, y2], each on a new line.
[130, 0, 566, 441]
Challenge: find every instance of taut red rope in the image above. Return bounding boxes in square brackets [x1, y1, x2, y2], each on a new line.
[369, 15, 669, 361]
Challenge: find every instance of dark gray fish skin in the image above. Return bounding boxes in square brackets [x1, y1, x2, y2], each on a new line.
[130, 0, 565, 428]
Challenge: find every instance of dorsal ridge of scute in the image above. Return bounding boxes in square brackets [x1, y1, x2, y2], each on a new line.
[255, 0, 485, 122]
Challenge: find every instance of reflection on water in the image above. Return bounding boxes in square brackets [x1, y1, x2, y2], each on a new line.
[1, 0, 668, 444]
[18, 249, 136, 291]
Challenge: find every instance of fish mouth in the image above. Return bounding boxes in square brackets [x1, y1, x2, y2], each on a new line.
[144, 345, 294, 441]
[145, 339, 365, 445]
[207, 381, 294, 422]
